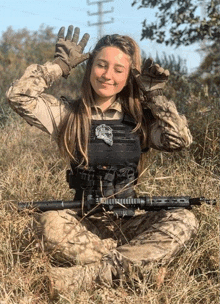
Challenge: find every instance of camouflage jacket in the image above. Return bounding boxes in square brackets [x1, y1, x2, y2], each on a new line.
[6, 62, 192, 151]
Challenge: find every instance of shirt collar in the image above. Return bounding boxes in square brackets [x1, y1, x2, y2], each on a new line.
[92, 98, 122, 113]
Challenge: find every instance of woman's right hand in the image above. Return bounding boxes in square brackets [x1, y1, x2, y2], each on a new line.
[54, 25, 90, 77]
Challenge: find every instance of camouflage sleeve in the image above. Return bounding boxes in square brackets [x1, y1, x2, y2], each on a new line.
[143, 95, 193, 151]
[6, 62, 67, 137]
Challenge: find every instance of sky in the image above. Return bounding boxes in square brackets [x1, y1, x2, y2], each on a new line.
[0, 0, 202, 73]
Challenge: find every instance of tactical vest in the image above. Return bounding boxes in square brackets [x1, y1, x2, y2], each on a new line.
[67, 114, 142, 199]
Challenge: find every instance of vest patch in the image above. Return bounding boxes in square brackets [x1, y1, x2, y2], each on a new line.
[95, 124, 113, 146]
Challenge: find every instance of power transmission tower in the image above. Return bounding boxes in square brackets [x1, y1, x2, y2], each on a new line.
[87, 0, 114, 39]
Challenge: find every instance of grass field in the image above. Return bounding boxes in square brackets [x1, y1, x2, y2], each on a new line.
[0, 115, 219, 304]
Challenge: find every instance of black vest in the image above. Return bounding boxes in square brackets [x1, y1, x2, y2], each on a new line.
[68, 115, 142, 199]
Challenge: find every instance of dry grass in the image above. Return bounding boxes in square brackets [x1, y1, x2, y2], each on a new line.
[0, 116, 219, 304]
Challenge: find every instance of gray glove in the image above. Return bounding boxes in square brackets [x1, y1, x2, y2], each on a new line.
[132, 58, 170, 97]
[54, 25, 90, 77]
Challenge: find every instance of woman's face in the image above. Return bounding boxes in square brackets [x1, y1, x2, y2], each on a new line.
[90, 46, 131, 101]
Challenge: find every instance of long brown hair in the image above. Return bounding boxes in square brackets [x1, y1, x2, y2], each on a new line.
[58, 34, 147, 168]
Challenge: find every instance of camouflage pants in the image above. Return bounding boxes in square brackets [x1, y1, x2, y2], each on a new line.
[39, 208, 198, 292]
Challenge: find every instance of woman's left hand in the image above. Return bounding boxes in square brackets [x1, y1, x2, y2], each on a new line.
[132, 58, 170, 94]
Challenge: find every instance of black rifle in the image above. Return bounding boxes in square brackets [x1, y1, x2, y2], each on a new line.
[18, 196, 216, 217]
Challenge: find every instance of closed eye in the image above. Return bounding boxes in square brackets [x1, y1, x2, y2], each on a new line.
[97, 63, 106, 68]
[115, 68, 123, 73]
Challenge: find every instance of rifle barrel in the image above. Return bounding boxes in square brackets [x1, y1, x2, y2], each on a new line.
[18, 200, 82, 211]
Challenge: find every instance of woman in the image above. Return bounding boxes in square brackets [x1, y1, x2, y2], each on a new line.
[6, 25, 198, 293]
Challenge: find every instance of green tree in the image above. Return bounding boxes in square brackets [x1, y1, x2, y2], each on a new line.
[132, 0, 220, 47]
[194, 40, 220, 95]
[0, 24, 57, 103]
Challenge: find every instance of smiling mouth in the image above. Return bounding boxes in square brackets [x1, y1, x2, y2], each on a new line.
[97, 80, 115, 86]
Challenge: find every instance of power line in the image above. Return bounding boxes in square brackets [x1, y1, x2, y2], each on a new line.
[87, 0, 114, 39]
[0, 4, 87, 27]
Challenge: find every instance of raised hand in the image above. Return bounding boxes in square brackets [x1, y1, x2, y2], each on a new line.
[54, 25, 90, 77]
[132, 58, 170, 94]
